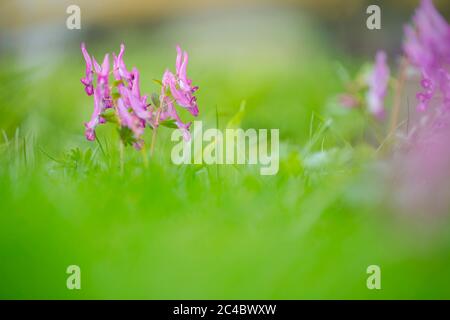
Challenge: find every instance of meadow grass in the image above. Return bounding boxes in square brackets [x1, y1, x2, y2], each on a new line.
[1, 35, 450, 299]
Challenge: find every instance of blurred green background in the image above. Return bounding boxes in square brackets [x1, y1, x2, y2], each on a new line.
[1, 0, 450, 299]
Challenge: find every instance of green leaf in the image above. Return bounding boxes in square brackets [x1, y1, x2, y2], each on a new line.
[159, 119, 178, 128]
[151, 93, 160, 108]
[69, 148, 82, 162]
[118, 127, 136, 146]
[84, 148, 93, 163]
[112, 80, 124, 87]
[152, 79, 163, 86]
[100, 111, 118, 124]
[111, 92, 121, 100]
[226, 100, 246, 129]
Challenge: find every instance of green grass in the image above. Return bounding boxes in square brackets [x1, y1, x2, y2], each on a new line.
[1, 30, 450, 299]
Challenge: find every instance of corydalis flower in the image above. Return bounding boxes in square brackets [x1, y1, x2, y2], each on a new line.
[115, 68, 153, 149]
[111, 46, 153, 148]
[113, 44, 133, 85]
[94, 53, 112, 109]
[160, 93, 192, 141]
[124, 68, 152, 122]
[80, 43, 200, 149]
[165, 45, 199, 115]
[81, 43, 111, 141]
[366, 51, 390, 119]
[403, 0, 450, 111]
[117, 97, 146, 148]
[81, 43, 152, 146]
[158, 45, 199, 140]
[174, 45, 199, 115]
[84, 86, 104, 141]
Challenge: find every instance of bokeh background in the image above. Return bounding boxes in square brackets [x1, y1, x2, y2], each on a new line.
[1, 0, 450, 299]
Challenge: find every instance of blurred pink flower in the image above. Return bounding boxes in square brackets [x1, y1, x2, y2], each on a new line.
[338, 93, 359, 109]
[403, 0, 450, 111]
[391, 108, 450, 217]
[389, 1, 450, 218]
[366, 51, 390, 119]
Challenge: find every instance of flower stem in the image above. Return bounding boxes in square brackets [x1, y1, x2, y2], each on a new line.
[119, 140, 124, 175]
[141, 142, 148, 168]
[389, 57, 408, 137]
[150, 109, 162, 157]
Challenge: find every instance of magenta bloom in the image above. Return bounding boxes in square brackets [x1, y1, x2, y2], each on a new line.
[156, 45, 200, 140]
[111, 46, 147, 112]
[403, 0, 450, 111]
[81, 43, 154, 146]
[338, 94, 359, 109]
[389, 1, 450, 217]
[160, 93, 192, 141]
[94, 54, 112, 109]
[83, 50, 111, 140]
[366, 51, 390, 119]
[117, 68, 152, 124]
[159, 72, 192, 140]
[117, 97, 146, 147]
[164, 45, 199, 116]
[174, 45, 199, 116]
[113, 44, 133, 84]
[84, 87, 103, 141]
[112, 45, 153, 148]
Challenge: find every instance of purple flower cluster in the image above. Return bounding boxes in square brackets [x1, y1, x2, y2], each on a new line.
[80, 43, 199, 149]
[403, 0, 450, 111]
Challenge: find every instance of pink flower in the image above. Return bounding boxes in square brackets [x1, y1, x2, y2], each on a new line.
[389, 1, 450, 217]
[155, 45, 200, 141]
[82, 43, 155, 146]
[80, 43, 200, 147]
[84, 54, 111, 141]
[338, 94, 359, 109]
[390, 108, 450, 217]
[116, 66, 152, 123]
[170, 45, 199, 116]
[403, 0, 450, 111]
[118, 84, 152, 124]
[366, 51, 390, 119]
[158, 71, 191, 141]
[159, 94, 192, 141]
[113, 44, 133, 84]
[117, 97, 146, 148]
[94, 54, 112, 109]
